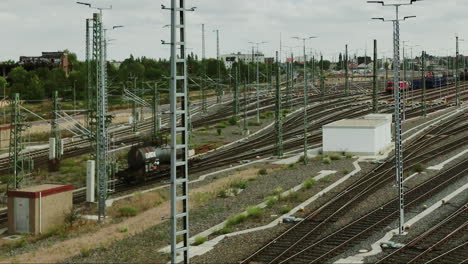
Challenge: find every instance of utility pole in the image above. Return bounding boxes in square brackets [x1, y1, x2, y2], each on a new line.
[162, 1, 194, 262]
[201, 24, 207, 112]
[373, 39, 378, 113]
[131, 77, 138, 132]
[215, 29, 221, 103]
[248, 41, 267, 123]
[345, 44, 349, 96]
[50, 91, 62, 171]
[286, 56, 291, 110]
[422, 51, 426, 117]
[291, 53, 294, 108]
[153, 83, 159, 139]
[274, 51, 283, 157]
[456, 36, 461, 106]
[233, 67, 239, 117]
[402, 42, 406, 120]
[320, 55, 325, 102]
[243, 80, 248, 135]
[369, 0, 419, 235]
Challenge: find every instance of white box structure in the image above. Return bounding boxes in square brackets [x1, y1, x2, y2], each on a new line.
[323, 114, 392, 155]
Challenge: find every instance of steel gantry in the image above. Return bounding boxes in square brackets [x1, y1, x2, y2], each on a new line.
[162, 1, 195, 262]
[274, 51, 283, 157]
[369, 0, 420, 235]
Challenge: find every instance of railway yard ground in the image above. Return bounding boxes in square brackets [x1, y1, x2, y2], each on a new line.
[1, 100, 466, 263]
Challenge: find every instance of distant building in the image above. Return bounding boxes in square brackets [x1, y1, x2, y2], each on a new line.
[18, 51, 71, 76]
[220, 52, 265, 69]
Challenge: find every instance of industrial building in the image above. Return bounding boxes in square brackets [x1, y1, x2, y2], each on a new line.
[7, 184, 73, 234]
[220, 52, 265, 68]
[322, 114, 392, 155]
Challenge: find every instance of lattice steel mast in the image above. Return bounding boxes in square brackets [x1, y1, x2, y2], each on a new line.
[8, 93, 26, 190]
[162, 1, 195, 262]
[274, 51, 283, 157]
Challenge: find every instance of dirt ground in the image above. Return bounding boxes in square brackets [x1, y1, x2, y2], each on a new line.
[0, 167, 262, 263]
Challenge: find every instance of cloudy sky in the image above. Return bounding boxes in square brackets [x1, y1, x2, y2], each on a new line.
[1, 0, 467, 62]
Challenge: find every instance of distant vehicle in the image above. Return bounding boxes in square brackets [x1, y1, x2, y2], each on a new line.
[386, 81, 410, 93]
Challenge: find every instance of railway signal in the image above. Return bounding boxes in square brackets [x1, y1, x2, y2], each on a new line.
[368, 0, 421, 235]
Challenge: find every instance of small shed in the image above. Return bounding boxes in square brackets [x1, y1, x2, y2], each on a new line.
[323, 114, 392, 155]
[7, 184, 73, 234]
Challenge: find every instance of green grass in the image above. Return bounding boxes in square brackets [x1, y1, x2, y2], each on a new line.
[214, 226, 232, 235]
[246, 206, 264, 218]
[345, 153, 353, 159]
[247, 121, 262, 126]
[280, 206, 291, 214]
[227, 116, 238, 126]
[265, 196, 279, 207]
[322, 157, 332, 164]
[272, 187, 283, 196]
[329, 153, 343, 160]
[257, 168, 268, 175]
[303, 178, 316, 189]
[118, 226, 129, 233]
[343, 169, 350, 175]
[118, 206, 139, 217]
[413, 163, 426, 173]
[320, 176, 332, 183]
[231, 180, 248, 190]
[226, 214, 248, 227]
[192, 236, 208, 246]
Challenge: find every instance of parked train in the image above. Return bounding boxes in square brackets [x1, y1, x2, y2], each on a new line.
[117, 145, 171, 183]
[385, 71, 465, 93]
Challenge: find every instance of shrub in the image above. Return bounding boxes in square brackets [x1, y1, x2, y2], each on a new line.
[322, 157, 332, 164]
[280, 206, 291, 214]
[346, 153, 353, 159]
[227, 116, 238, 126]
[343, 169, 350, 175]
[192, 236, 208, 246]
[232, 180, 247, 189]
[329, 153, 342, 160]
[257, 168, 268, 175]
[287, 163, 297, 170]
[226, 214, 248, 227]
[215, 226, 232, 235]
[215, 123, 227, 129]
[284, 191, 300, 202]
[413, 163, 426, 173]
[218, 189, 228, 198]
[64, 207, 81, 226]
[118, 226, 128, 233]
[266, 196, 278, 207]
[272, 187, 283, 196]
[303, 178, 316, 189]
[217, 128, 222, 136]
[81, 248, 91, 257]
[247, 177, 256, 182]
[248, 121, 262, 126]
[320, 176, 332, 183]
[246, 206, 264, 218]
[118, 206, 138, 217]
[298, 155, 308, 164]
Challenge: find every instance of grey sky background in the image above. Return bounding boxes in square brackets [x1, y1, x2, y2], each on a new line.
[0, 0, 467, 62]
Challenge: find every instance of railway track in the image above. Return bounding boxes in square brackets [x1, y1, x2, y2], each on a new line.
[241, 112, 468, 264]
[376, 202, 468, 264]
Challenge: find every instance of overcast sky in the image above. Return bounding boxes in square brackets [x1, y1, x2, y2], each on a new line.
[1, 0, 467, 62]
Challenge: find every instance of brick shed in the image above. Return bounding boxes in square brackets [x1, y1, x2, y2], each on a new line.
[7, 184, 73, 234]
